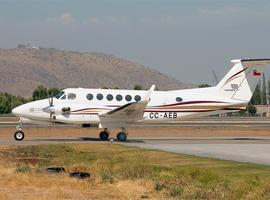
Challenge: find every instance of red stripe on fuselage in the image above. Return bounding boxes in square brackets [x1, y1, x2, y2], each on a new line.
[150, 100, 226, 108]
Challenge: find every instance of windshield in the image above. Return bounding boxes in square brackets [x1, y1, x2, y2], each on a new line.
[54, 91, 65, 99]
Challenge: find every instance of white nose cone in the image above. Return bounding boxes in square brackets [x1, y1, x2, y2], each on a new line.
[12, 105, 24, 116]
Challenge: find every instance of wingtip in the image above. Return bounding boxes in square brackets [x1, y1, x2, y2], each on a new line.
[150, 84, 156, 91]
[142, 85, 155, 101]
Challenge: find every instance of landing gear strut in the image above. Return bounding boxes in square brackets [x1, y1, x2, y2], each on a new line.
[116, 127, 127, 142]
[14, 117, 24, 141]
[99, 129, 110, 140]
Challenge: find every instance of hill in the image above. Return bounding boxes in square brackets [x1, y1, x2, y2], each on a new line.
[0, 48, 192, 97]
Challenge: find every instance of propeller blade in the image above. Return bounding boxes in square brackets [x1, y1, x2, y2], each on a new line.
[51, 96, 53, 107]
[49, 111, 55, 129]
[47, 90, 54, 107]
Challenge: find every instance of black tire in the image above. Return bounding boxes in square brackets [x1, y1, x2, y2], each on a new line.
[14, 130, 24, 141]
[69, 172, 90, 179]
[116, 132, 127, 142]
[99, 131, 109, 140]
[47, 167, 65, 173]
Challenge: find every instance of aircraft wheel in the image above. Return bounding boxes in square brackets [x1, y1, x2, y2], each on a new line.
[99, 131, 109, 140]
[14, 130, 24, 141]
[116, 132, 127, 142]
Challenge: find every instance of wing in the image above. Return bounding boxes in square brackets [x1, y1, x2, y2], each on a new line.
[98, 85, 155, 126]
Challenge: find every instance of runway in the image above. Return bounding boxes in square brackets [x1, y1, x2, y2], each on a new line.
[0, 126, 270, 165]
[1, 135, 270, 165]
[125, 138, 270, 165]
[1, 117, 270, 165]
[1, 116, 270, 128]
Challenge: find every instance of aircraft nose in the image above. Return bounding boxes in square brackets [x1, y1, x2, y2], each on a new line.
[12, 105, 24, 116]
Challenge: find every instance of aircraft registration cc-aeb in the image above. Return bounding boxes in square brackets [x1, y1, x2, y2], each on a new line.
[12, 59, 270, 141]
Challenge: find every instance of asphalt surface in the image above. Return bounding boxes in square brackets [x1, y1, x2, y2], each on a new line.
[2, 135, 270, 165]
[1, 117, 270, 165]
[125, 138, 270, 165]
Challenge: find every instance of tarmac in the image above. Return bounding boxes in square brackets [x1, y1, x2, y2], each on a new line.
[125, 138, 270, 165]
[1, 117, 270, 165]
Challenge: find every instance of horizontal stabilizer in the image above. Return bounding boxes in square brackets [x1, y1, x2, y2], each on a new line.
[231, 59, 270, 66]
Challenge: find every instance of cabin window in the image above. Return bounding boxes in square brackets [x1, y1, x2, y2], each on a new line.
[125, 95, 132, 101]
[61, 94, 66, 100]
[68, 93, 76, 100]
[54, 91, 65, 99]
[134, 95, 141, 102]
[97, 93, 103, 100]
[116, 94, 123, 101]
[176, 97, 183, 102]
[107, 94, 113, 101]
[86, 94, 93, 100]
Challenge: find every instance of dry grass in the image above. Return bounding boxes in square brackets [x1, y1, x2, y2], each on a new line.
[0, 144, 270, 199]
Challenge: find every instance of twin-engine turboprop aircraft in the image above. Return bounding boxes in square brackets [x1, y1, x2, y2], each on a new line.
[12, 59, 270, 141]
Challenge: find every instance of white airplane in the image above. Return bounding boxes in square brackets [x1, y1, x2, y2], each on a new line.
[12, 58, 270, 141]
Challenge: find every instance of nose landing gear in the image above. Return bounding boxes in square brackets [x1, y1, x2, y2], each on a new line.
[14, 117, 24, 141]
[14, 130, 24, 141]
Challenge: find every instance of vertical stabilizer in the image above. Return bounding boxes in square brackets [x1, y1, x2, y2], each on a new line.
[216, 59, 270, 102]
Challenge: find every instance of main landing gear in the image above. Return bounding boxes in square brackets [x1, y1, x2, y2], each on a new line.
[99, 129, 110, 140]
[116, 128, 127, 142]
[14, 117, 25, 141]
[99, 127, 128, 142]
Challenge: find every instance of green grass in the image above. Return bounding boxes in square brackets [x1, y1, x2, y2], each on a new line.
[4, 143, 270, 199]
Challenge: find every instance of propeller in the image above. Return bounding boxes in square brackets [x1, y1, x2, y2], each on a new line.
[47, 91, 55, 127]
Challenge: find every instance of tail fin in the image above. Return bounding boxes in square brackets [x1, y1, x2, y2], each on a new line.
[217, 59, 270, 102]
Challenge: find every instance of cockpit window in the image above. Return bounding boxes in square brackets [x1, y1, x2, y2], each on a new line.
[61, 94, 66, 100]
[68, 93, 76, 100]
[54, 91, 65, 99]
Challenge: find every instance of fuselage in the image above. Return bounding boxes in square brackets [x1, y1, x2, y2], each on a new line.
[12, 87, 247, 125]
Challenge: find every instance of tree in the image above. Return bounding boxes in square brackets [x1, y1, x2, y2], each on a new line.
[198, 83, 211, 88]
[268, 80, 270, 105]
[247, 104, 257, 116]
[0, 93, 28, 114]
[250, 83, 262, 105]
[17, 44, 26, 48]
[262, 73, 267, 105]
[0, 94, 10, 114]
[48, 88, 60, 97]
[32, 85, 48, 101]
[134, 85, 143, 90]
[10, 95, 28, 110]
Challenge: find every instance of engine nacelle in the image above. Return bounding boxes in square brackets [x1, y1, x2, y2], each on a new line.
[61, 107, 71, 113]
[45, 106, 71, 114]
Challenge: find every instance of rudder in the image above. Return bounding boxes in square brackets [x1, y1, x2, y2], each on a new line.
[216, 59, 270, 102]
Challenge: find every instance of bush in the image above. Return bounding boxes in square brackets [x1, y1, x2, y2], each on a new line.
[16, 164, 31, 173]
[0, 93, 28, 114]
[247, 104, 257, 116]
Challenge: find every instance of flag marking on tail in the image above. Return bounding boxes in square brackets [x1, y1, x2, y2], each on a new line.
[253, 70, 261, 76]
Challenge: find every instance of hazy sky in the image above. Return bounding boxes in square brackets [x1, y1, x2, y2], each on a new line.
[1, 0, 270, 85]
